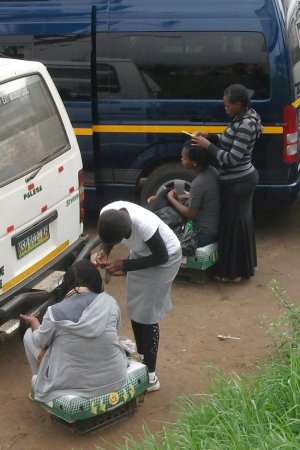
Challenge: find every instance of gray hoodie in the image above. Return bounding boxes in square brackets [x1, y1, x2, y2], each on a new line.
[32, 291, 128, 403]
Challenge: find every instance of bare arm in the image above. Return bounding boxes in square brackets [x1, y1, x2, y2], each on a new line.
[167, 189, 198, 220]
[20, 314, 40, 331]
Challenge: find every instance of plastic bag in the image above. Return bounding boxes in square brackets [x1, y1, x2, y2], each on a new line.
[177, 220, 198, 257]
[155, 205, 185, 230]
[118, 337, 137, 354]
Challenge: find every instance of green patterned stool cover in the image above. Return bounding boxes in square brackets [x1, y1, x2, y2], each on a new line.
[181, 242, 218, 270]
[31, 358, 148, 423]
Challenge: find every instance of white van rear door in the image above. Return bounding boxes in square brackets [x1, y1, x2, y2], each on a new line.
[0, 71, 83, 296]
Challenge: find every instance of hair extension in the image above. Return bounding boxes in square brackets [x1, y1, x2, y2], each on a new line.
[56, 260, 103, 301]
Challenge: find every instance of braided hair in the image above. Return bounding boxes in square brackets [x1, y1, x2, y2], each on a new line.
[56, 260, 103, 301]
[223, 84, 251, 109]
[183, 140, 211, 170]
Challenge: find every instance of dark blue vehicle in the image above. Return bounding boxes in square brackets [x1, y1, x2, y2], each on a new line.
[1, 0, 300, 211]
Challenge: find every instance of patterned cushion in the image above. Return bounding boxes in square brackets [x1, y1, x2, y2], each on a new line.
[31, 359, 148, 422]
[181, 242, 218, 270]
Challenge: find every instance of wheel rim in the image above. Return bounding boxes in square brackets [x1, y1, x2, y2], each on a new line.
[156, 178, 191, 195]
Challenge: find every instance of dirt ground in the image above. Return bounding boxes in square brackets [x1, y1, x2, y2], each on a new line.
[1, 202, 300, 450]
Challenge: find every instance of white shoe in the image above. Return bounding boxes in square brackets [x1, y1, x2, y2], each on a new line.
[147, 376, 160, 392]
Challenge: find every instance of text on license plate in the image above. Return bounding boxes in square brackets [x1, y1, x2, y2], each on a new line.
[16, 224, 50, 259]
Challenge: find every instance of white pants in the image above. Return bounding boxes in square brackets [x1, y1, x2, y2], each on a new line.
[23, 328, 42, 375]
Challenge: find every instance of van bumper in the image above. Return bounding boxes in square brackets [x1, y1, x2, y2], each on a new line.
[254, 176, 300, 209]
[0, 235, 100, 334]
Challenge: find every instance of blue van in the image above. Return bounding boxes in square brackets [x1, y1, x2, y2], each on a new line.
[0, 0, 300, 210]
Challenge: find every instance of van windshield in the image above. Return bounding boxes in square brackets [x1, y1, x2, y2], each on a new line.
[0, 74, 69, 187]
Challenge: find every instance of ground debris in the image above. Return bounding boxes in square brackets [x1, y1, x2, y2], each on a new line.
[217, 334, 241, 341]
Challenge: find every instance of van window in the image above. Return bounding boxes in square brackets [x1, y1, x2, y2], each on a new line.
[97, 63, 121, 94]
[0, 74, 69, 187]
[46, 63, 91, 100]
[96, 31, 270, 100]
[0, 35, 91, 101]
[0, 36, 32, 60]
[286, 4, 300, 96]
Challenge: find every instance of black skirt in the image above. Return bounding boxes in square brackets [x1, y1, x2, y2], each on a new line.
[217, 170, 258, 280]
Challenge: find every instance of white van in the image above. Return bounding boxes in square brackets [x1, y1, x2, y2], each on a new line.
[0, 58, 98, 337]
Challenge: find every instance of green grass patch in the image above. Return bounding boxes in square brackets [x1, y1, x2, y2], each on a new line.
[114, 280, 300, 449]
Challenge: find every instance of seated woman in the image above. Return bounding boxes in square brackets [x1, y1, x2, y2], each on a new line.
[150, 142, 220, 248]
[21, 260, 128, 404]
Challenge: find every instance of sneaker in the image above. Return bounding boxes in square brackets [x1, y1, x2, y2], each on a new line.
[147, 376, 160, 392]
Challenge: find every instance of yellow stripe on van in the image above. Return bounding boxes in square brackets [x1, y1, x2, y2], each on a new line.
[3, 241, 69, 292]
[90, 124, 282, 134]
[75, 125, 282, 135]
[292, 98, 300, 109]
[74, 128, 93, 136]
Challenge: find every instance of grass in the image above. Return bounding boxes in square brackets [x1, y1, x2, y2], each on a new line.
[114, 280, 300, 449]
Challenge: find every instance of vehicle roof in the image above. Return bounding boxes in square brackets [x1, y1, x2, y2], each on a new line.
[0, 58, 44, 81]
[0, 1, 283, 35]
[1, 0, 276, 18]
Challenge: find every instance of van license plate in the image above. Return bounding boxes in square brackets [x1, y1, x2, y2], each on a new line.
[15, 224, 50, 259]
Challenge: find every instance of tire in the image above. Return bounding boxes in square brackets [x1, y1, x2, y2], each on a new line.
[140, 162, 195, 206]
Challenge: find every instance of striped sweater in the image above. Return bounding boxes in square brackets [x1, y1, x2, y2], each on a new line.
[207, 108, 262, 181]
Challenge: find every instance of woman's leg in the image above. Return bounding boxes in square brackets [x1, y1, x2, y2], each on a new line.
[23, 328, 42, 375]
[217, 171, 258, 280]
[131, 320, 145, 362]
[131, 320, 159, 373]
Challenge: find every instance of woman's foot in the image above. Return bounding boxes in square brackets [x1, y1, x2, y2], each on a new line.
[213, 275, 242, 283]
[228, 277, 242, 284]
[147, 376, 160, 392]
[213, 275, 228, 282]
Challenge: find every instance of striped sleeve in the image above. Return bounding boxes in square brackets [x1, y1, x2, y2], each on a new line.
[207, 122, 253, 168]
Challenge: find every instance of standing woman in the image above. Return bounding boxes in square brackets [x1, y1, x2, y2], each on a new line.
[96, 201, 182, 392]
[191, 84, 262, 282]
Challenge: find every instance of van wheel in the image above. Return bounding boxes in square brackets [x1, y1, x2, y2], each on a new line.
[140, 163, 195, 206]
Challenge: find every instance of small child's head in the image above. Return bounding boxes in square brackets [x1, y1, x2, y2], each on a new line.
[181, 140, 210, 171]
[57, 260, 103, 300]
[97, 208, 131, 244]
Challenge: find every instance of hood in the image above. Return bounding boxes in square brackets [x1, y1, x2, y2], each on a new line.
[48, 292, 115, 338]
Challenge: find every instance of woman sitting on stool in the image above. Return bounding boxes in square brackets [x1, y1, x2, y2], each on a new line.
[21, 260, 128, 404]
[166, 142, 220, 248]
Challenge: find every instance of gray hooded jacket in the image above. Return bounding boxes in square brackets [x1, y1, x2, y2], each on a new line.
[32, 291, 128, 403]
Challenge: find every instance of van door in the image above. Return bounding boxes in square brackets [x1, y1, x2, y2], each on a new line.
[93, 5, 274, 206]
[0, 71, 81, 300]
[0, 58, 101, 338]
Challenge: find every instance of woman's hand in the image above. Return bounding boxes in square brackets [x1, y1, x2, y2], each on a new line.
[95, 249, 108, 268]
[147, 195, 157, 204]
[167, 189, 176, 201]
[191, 134, 210, 149]
[192, 131, 209, 138]
[105, 259, 124, 274]
[20, 314, 40, 330]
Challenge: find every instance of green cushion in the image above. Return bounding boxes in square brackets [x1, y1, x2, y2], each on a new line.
[31, 359, 148, 423]
[181, 242, 218, 270]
